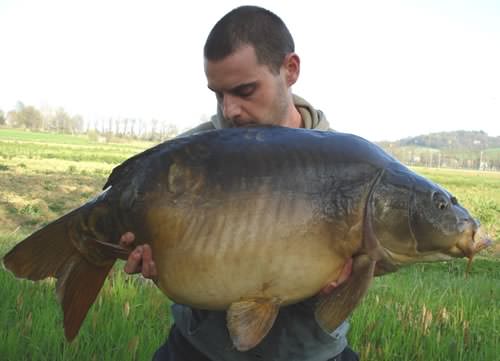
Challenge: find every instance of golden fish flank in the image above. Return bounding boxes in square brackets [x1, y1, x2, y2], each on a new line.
[2, 126, 491, 351]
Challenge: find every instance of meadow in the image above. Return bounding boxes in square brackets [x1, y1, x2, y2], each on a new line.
[0, 128, 498, 361]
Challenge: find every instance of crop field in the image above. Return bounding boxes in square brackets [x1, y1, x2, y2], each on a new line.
[0, 128, 498, 361]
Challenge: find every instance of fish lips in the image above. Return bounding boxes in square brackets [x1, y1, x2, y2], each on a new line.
[445, 226, 493, 259]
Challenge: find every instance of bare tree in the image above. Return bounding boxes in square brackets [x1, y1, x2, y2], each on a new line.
[12, 106, 43, 130]
[130, 118, 137, 137]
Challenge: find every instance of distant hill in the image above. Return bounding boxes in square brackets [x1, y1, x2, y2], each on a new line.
[376, 131, 500, 170]
[378, 130, 500, 150]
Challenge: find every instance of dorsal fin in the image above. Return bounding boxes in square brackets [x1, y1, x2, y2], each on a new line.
[103, 141, 167, 189]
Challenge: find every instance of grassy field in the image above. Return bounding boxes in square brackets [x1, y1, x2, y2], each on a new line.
[0, 128, 498, 360]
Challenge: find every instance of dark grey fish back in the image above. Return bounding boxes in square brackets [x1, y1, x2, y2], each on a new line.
[104, 126, 407, 190]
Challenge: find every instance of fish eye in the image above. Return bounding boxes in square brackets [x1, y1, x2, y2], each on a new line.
[432, 191, 449, 210]
[438, 202, 448, 210]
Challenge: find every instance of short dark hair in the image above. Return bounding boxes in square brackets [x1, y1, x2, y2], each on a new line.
[204, 6, 295, 74]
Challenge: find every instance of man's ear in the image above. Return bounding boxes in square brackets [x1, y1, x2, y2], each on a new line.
[282, 53, 300, 86]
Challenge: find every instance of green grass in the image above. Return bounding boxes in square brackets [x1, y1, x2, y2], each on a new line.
[0, 128, 96, 145]
[0, 129, 498, 360]
[0, 263, 171, 361]
[0, 128, 152, 149]
[0, 137, 147, 164]
[350, 259, 499, 361]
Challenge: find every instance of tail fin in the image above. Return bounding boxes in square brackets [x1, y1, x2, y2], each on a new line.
[3, 206, 118, 341]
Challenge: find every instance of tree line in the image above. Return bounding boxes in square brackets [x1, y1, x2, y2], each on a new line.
[397, 130, 500, 150]
[380, 144, 500, 171]
[2, 103, 498, 171]
[379, 130, 500, 171]
[0, 102, 179, 141]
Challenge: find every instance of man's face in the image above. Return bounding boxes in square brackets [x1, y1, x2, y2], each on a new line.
[204, 45, 293, 127]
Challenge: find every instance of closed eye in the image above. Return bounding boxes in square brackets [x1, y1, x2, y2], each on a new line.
[231, 83, 256, 97]
[208, 82, 257, 102]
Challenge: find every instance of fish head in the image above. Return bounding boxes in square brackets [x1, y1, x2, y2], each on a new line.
[372, 167, 491, 268]
[409, 178, 483, 258]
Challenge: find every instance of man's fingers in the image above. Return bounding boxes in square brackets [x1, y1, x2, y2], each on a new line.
[318, 258, 354, 296]
[319, 282, 337, 296]
[124, 246, 143, 274]
[142, 260, 158, 280]
[336, 257, 353, 285]
[141, 245, 158, 279]
[122, 240, 158, 281]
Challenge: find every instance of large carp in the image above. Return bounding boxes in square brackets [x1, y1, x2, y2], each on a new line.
[3, 126, 491, 351]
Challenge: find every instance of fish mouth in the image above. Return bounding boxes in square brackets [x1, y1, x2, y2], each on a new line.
[466, 228, 493, 257]
[471, 230, 493, 254]
[461, 228, 493, 275]
[386, 228, 493, 269]
[445, 218, 491, 257]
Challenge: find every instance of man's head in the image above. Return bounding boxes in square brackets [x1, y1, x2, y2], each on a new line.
[204, 5, 294, 74]
[204, 6, 303, 128]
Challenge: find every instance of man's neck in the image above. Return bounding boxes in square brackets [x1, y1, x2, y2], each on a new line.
[283, 103, 304, 129]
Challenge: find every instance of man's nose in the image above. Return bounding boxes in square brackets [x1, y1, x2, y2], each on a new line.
[222, 94, 242, 120]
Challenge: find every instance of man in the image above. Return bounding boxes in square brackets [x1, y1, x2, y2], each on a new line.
[120, 6, 359, 361]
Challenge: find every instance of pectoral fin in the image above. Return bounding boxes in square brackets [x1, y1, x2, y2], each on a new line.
[314, 254, 375, 333]
[226, 297, 281, 351]
[92, 239, 131, 260]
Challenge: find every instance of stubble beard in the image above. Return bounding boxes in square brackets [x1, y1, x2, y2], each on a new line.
[264, 78, 292, 127]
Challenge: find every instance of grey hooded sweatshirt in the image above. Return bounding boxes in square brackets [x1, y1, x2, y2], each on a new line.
[172, 95, 349, 361]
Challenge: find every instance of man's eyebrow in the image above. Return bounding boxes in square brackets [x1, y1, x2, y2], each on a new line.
[207, 82, 257, 94]
[229, 82, 257, 93]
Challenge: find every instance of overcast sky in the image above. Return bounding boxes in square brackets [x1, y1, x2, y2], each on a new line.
[0, 0, 499, 141]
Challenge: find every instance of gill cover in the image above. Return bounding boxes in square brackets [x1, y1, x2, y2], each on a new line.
[371, 168, 416, 257]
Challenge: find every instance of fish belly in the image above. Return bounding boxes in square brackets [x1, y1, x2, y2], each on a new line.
[148, 192, 349, 310]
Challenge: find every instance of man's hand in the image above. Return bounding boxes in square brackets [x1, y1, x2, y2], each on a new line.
[119, 232, 158, 280]
[318, 258, 353, 296]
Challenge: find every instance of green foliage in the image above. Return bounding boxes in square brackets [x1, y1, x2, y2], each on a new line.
[483, 148, 500, 162]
